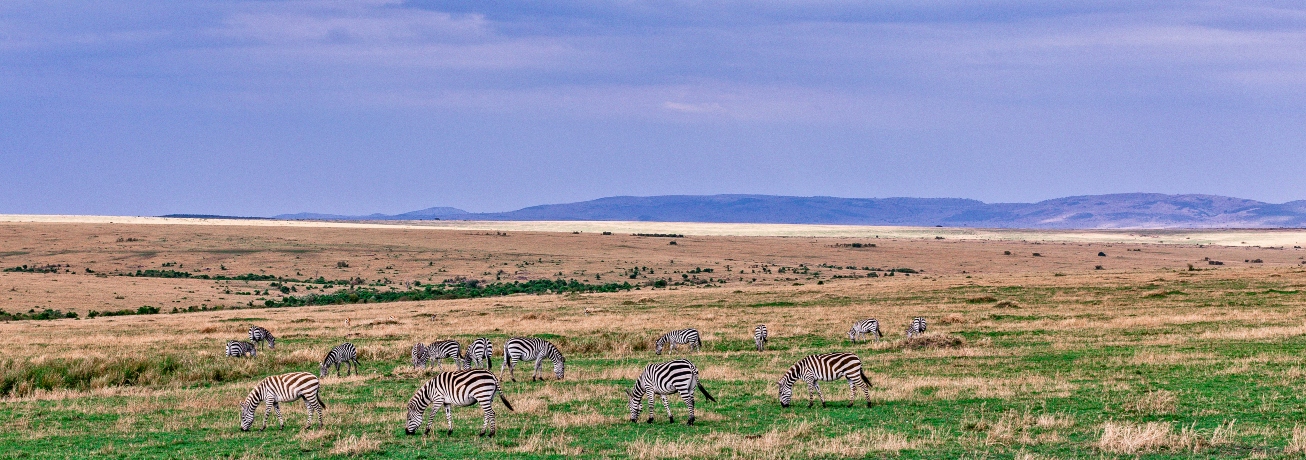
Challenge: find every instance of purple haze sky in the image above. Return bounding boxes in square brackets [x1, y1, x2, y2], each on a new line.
[2, 1, 1305, 216]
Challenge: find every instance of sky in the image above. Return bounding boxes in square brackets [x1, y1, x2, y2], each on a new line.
[2, 1, 1305, 216]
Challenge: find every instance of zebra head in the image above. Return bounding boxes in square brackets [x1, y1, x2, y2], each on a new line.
[266, 335, 275, 349]
[552, 356, 566, 380]
[248, 346, 256, 358]
[847, 328, 857, 341]
[238, 393, 258, 431]
[404, 405, 424, 435]
[654, 336, 667, 355]
[777, 377, 796, 408]
[318, 361, 330, 379]
[625, 387, 643, 422]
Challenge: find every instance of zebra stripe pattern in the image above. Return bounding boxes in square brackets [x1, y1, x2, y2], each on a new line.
[319, 342, 360, 378]
[226, 340, 256, 358]
[626, 359, 716, 425]
[906, 317, 927, 338]
[426, 340, 464, 371]
[501, 337, 565, 381]
[405, 369, 514, 437]
[848, 319, 883, 343]
[655, 328, 702, 355]
[248, 326, 275, 349]
[411, 342, 429, 369]
[464, 338, 493, 370]
[754, 324, 768, 352]
[239, 372, 325, 431]
[777, 352, 872, 408]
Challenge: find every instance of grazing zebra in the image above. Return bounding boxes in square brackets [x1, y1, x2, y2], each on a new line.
[319, 342, 360, 378]
[464, 338, 493, 369]
[777, 352, 872, 408]
[405, 369, 514, 437]
[239, 372, 325, 431]
[847, 319, 883, 343]
[906, 317, 927, 338]
[501, 337, 565, 382]
[226, 340, 257, 358]
[426, 340, 464, 371]
[411, 342, 429, 369]
[249, 326, 275, 349]
[754, 324, 768, 352]
[654, 328, 702, 355]
[626, 359, 717, 425]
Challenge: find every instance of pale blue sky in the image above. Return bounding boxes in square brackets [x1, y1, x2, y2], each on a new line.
[2, 1, 1304, 215]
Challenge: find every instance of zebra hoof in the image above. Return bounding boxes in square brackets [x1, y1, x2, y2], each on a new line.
[687, 417, 695, 426]
[646, 418, 654, 424]
[867, 402, 872, 408]
[446, 430, 453, 436]
[668, 417, 674, 424]
[478, 431, 486, 437]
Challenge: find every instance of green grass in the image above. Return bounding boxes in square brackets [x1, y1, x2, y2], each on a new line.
[3, 276, 1306, 458]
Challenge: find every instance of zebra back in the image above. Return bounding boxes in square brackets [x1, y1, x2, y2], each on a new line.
[754, 325, 768, 351]
[249, 326, 275, 349]
[239, 372, 323, 431]
[907, 317, 927, 337]
[405, 369, 511, 436]
[503, 337, 565, 379]
[227, 340, 256, 358]
[655, 328, 701, 355]
[319, 342, 358, 377]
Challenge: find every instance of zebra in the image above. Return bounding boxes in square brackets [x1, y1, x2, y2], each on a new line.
[654, 328, 701, 355]
[847, 319, 883, 343]
[319, 342, 360, 378]
[906, 317, 927, 338]
[777, 352, 872, 408]
[405, 369, 514, 437]
[754, 324, 768, 352]
[464, 337, 493, 370]
[249, 326, 275, 349]
[411, 342, 429, 369]
[226, 340, 257, 358]
[239, 371, 325, 431]
[626, 359, 717, 425]
[426, 340, 464, 371]
[501, 337, 565, 381]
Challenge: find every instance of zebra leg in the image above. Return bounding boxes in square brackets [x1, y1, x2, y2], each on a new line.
[503, 358, 515, 382]
[261, 399, 274, 431]
[423, 407, 433, 435]
[681, 389, 696, 426]
[660, 394, 674, 423]
[846, 378, 859, 407]
[533, 358, 543, 381]
[646, 391, 657, 423]
[444, 404, 454, 436]
[273, 400, 284, 429]
[479, 398, 494, 437]
[303, 398, 315, 429]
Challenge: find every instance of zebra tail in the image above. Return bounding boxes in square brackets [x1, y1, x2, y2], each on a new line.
[697, 382, 717, 403]
[499, 392, 515, 411]
[860, 368, 872, 388]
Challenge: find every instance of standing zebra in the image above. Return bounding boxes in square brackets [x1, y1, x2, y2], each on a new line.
[847, 319, 883, 343]
[655, 328, 702, 355]
[754, 325, 768, 352]
[777, 352, 872, 408]
[239, 372, 325, 431]
[405, 369, 513, 437]
[411, 342, 429, 369]
[501, 337, 565, 381]
[226, 340, 257, 358]
[319, 342, 360, 378]
[464, 337, 493, 369]
[906, 317, 927, 338]
[249, 326, 275, 350]
[426, 340, 464, 371]
[626, 359, 717, 425]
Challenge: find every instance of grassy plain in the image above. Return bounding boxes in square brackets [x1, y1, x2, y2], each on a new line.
[2, 220, 1306, 458]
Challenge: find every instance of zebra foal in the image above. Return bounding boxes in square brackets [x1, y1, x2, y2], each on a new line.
[226, 340, 256, 358]
[239, 372, 325, 431]
[626, 359, 716, 425]
[655, 328, 701, 355]
[754, 324, 768, 351]
[319, 342, 360, 378]
[777, 352, 872, 408]
[501, 337, 565, 381]
[405, 369, 513, 437]
[847, 319, 883, 343]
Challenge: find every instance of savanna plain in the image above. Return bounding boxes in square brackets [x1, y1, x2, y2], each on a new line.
[4, 220, 1306, 458]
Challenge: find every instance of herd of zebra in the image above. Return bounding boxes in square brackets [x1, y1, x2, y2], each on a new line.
[227, 316, 928, 436]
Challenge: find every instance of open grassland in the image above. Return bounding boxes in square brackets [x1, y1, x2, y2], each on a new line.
[3, 221, 1306, 458]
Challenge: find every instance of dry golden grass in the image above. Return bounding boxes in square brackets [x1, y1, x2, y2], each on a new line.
[625, 420, 917, 459]
[328, 434, 381, 456]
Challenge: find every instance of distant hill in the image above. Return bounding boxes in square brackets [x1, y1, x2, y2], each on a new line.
[267, 194, 1306, 229]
